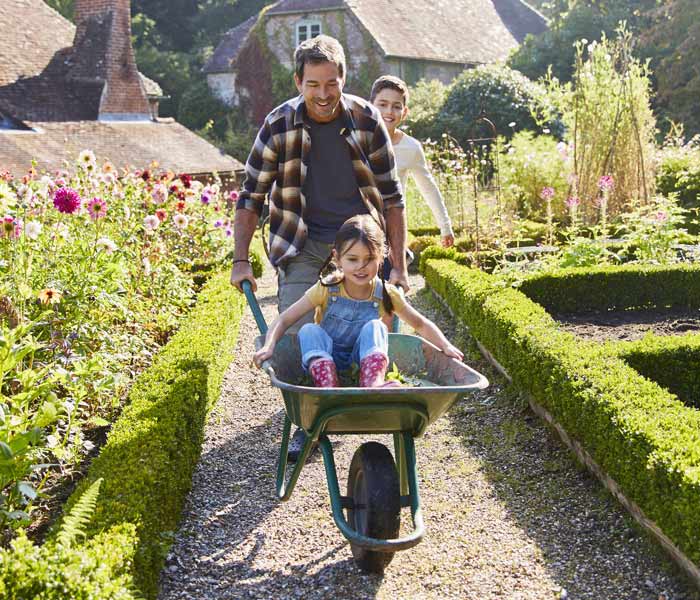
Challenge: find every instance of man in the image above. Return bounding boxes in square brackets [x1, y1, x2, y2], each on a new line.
[230, 35, 408, 460]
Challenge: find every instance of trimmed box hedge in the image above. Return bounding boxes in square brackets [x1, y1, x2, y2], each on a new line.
[519, 263, 700, 313]
[421, 257, 700, 569]
[0, 271, 247, 599]
[612, 334, 700, 410]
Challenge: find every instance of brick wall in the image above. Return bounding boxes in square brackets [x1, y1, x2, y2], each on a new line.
[73, 0, 150, 119]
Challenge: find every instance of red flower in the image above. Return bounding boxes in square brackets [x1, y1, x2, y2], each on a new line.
[156, 208, 167, 221]
[141, 169, 151, 181]
[179, 173, 192, 189]
[53, 187, 81, 214]
[176, 201, 186, 211]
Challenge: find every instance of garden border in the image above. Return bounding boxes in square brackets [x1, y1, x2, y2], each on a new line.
[0, 271, 248, 599]
[421, 257, 700, 589]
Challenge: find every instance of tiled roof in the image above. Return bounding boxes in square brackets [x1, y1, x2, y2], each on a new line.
[266, 0, 346, 14]
[207, 0, 547, 72]
[0, 0, 162, 96]
[346, 0, 548, 64]
[0, 119, 243, 177]
[203, 15, 258, 74]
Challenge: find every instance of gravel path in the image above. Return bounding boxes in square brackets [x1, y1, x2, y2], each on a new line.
[159, 268, 699, 600]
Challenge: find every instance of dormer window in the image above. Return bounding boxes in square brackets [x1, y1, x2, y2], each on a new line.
[296, 20, 321, 46]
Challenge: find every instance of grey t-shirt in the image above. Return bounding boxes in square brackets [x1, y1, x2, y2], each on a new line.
[303, 114, 367, 242]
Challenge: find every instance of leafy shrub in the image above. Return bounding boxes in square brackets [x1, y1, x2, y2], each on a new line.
[421, 257, 700, 565]
[437, 64, 563, 148]
[403, 79, 450, 142]
[615, 334, 700, 410]
[499, 131, 570, 219]
[546, 30, 657, 216]
[55, 271, 246, 598]
[519, 263, 700, 313]
[0, 525, 138, 600]
[656, 139, 700, 218]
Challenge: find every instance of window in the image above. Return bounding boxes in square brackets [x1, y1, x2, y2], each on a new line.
[296, 21, 321, 46]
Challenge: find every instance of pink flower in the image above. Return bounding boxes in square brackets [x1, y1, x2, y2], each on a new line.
[565, 196, 580, 209]
[598, 175, 614, 192]
[86, 197, 107, 220]
[229, 190, 239, 202]
[53, 187, 81, 214]
[214, 219, 223, 228]
[540, 187, 555, 201]
[655, 211, 668, 222]
[151, 183, 168, 204]
[143, 215, 160, 231]
[225, 227, 233, 237]
[1, 216, 20, 239]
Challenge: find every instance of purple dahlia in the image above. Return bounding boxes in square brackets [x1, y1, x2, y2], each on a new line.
[53, 187, 81, 214]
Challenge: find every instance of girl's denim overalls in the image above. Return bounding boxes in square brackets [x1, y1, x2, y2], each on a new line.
[298, 278, 389, 372]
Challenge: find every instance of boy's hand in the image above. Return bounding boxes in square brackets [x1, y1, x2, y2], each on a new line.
[441, 234, 455, 248]
[253, 346, 273, 368]
[442, 342, 464, 362]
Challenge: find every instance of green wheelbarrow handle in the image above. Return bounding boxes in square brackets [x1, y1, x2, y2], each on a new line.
[241, 279, 268, 335]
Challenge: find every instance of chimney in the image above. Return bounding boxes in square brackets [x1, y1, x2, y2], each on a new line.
[71, 0, 151, 120]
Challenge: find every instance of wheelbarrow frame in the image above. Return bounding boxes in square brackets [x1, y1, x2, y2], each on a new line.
[241, 280, 488, 554]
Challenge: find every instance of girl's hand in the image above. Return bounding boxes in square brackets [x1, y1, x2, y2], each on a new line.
[253, 346, 274, 368]
[442, 342, 464, 361]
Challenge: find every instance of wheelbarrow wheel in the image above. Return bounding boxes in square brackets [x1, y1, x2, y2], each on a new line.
[346, 441, 401, 573]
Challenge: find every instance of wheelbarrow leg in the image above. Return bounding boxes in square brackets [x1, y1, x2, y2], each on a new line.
[393, 432, 409, 497]
[276, 414, 316, 501]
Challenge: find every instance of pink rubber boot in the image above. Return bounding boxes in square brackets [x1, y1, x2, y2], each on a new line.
[309, 358, 339, 388]
[359, 352, 401, 388]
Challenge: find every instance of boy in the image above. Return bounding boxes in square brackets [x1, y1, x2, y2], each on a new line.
[371, 75, 454, 247]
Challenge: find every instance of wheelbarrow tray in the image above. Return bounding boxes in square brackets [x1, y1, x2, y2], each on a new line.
[256, 332, 488, 435]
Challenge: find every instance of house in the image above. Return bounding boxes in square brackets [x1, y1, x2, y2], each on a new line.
[0, 0, 243, 183]
[203, 0, 547, 121]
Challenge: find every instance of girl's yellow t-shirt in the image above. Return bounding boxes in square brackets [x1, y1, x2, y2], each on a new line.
[304, 279, 407, 324]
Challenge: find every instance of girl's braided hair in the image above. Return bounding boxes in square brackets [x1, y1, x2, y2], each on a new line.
[318, 214, 394, 314]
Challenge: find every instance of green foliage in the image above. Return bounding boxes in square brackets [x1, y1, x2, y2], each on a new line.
[437, 64, 563, 148]
[406, 79, 449, 140]
[0, 322, 61, 531]
[546, 29, 657, 216]
[43, 0, 74, 19]
[421, 257, 700, 565]
[518, 263, 700, 313]
[656, 138, 700, 214]
[499, 131, 570, 219]
[615, 334, 700, 410]
[618, 195, 688, 262]
[637, 0, 700, 138]
[58, 271, 246, 598]
[55, 478, 102, 549]
[177, 76, 231, 136]
[0, 525, 138, 600]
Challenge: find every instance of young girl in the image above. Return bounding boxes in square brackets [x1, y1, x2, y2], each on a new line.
[253, 215, 462, 387]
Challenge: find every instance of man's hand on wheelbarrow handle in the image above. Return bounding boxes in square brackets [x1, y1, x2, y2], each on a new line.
[230, 260, 257, 293]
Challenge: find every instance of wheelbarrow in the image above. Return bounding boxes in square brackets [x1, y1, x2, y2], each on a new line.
[241, 281, 489, 572]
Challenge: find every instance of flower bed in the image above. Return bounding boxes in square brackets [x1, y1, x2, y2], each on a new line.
[0, 156, 257, 538]
[0, 270, 247, 599]
[421, 257, 700, 581]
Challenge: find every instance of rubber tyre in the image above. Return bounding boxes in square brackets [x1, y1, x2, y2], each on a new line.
[346, 441, 401, 573]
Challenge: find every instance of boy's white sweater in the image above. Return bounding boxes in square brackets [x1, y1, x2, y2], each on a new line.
[394, 133, 454, 236]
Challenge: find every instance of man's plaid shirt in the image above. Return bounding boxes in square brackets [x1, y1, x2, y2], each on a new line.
[236, 93, 404, 266]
